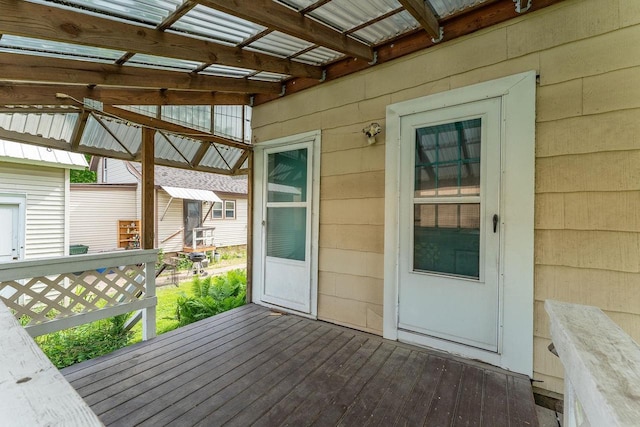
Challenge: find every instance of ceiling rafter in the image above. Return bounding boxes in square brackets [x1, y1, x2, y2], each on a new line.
[0, 0, 322, 79]
[0, 52, 280, 93]
[196, 0, 374, 61]
[397, 0, 441, 39]
[0, 83, 250, 106]
[254, 0, 566, 105]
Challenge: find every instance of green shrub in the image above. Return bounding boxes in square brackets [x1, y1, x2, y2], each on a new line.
[36, 314, 131, 369]
[176, 269, 246, 326]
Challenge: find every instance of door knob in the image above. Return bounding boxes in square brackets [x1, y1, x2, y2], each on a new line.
[493, 214, 499, 233]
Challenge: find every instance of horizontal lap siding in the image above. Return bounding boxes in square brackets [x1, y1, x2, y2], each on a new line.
[0, 162, 65, 258]
[202, 197, 248, 248]
[70, 186, 137, 253]
[253, 0, 640, 393]
[156, 189, 183, 253]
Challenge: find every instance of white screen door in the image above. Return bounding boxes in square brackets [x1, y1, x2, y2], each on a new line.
[398, 97, 502, 352]
[261, 142, 313, 313]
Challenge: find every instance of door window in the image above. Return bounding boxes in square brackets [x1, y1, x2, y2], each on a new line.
[413, 118, 482, 278]
[266, 148, 308, 261]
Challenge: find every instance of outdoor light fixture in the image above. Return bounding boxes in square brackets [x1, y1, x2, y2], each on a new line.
[363, 122, 382, 145]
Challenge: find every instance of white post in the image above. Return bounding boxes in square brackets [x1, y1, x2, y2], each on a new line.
[142, 260, 156, 340]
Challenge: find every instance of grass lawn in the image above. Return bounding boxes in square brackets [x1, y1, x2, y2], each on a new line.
[129, 281, 191, 343]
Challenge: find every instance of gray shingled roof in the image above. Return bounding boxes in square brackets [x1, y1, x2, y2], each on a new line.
[130, 162, 247, 195]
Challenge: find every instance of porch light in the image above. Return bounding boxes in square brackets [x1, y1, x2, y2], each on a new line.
[363, 122, 382, 145]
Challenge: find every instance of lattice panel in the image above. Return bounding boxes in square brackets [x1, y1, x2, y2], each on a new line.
[0, 264, 147, 326]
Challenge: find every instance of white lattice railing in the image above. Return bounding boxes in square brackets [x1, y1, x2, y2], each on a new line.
[0, 250, 157, 340]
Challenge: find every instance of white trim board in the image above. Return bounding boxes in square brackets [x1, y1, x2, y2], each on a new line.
[384, 71, 536, 376]
[252, 130, 321, 318]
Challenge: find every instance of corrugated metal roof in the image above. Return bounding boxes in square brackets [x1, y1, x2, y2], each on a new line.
[0, 35, 125, 63]
[0, 110, 79, 142]
[170, 5, 266, 45]
[161, 185, 222, 202]
[0, 139, 87, 169]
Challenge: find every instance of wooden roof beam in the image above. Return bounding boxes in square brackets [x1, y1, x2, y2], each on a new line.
[0, 83, 251, 106]
[101, 106, 252, 151]
[0, 0, 322, 79]
[0, 53, 280, 93]
[397, 0, 441, 39]
[196, 0, 374, 61]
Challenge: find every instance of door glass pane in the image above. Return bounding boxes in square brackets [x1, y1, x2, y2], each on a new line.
[268, 148, 308, 202]
[184, 200, 202, 245]
[415, 118, 481, 198]
[413, 204, 480, 278]
[267, 207, 306, 261]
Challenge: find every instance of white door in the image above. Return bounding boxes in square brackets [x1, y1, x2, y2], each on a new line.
[0, 201, 22, 262]
[398, 97, 502, 352]
[261, 142, 314, 313]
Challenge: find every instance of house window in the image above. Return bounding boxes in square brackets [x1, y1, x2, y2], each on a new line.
[225, 201, 236, 219]
[212, 201, 223, 219]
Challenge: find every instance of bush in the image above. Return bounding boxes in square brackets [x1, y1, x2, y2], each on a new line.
[36, 314, 131, 369]
[176, 269, 246, 326]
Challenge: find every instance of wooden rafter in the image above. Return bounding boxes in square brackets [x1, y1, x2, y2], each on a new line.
[0, 53, 280, 93]
[398, 0, 441, 39]
[102, 105, 252, 151]
[0, 0, 322, 79]
[0, 83, 250, 106]
[254, 0, 566, 105]
[196, 0, 374, 61]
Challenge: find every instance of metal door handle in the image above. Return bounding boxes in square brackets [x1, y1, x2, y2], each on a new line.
[493, 214, 499, 233]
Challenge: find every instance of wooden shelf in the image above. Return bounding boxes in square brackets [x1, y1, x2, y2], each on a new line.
[118, 220, 140, 249]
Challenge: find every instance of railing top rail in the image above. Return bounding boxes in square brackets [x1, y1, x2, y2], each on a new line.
[0, 300, 103, 426]
[0, 249, 158, 282]
[545, 300, 640, 427]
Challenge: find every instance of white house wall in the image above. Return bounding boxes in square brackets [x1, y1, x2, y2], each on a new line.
[0, 161, 65, 258]
[203, 197, 248, 248]
[70, 185, 137, 253]
[156, 189, 183, 253]
[98, 158, 137, 184]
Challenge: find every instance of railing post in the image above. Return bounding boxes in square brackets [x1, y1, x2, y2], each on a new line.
[142, 260, 156, 340]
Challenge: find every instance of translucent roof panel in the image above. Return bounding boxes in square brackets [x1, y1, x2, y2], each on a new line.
[0, 35, 124, 63]
[170, 4, 266, 46]
[82, 115, 141, 155]
[249, 72, 290, 82]
[32, 0, 183, 26]
[155, 133, 201, 164]
[0, 111, 79, 142]
[200, 65, 256, 79]
[295, 47, 344, 66]
[429, 0, 488, 18]
[246, 32, 314, 58]
[353, 10, 420, 45]
[161, 106, 211, 132]
[126, 54, 202, 72]
[309, 0, 402, 34]
[200, 144, 244, 170]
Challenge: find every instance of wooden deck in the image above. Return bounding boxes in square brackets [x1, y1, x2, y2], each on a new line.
[62, 304, 539, 426]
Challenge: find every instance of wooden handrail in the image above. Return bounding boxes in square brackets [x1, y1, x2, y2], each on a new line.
[0, 300, 102, 426]
[545, 300, 640, 427]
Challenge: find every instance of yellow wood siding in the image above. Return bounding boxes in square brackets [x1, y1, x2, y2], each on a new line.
[252, 0, 640, 393]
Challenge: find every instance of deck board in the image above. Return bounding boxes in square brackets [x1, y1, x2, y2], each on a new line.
[62, 304, 539, 427]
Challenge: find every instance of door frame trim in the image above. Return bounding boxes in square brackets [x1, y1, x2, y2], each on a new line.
[384, 72, 536, 376]
[0, 192, 27, 261]
[252, 130, 321, 319]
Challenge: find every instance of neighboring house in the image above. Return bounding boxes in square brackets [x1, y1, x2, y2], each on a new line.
[69, 158, 247, 254]
[0, 139, 87, 262]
